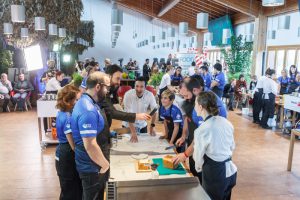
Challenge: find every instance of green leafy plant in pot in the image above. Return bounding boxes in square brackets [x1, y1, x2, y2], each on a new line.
[148, 72, 164, 87]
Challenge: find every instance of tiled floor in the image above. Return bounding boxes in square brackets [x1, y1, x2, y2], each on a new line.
[0, 109, 299, 199]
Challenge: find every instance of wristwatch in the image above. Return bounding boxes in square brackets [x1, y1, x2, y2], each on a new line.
[151, 123, 155, 127]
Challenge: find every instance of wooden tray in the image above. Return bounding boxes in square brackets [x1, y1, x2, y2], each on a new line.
[135, 161, 152, 173]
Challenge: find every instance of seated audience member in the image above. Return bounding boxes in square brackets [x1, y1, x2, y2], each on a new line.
[277, 69, 289, 95]
[288, 65, 299, 93]
[123, 77, 157, 142]
[249, 75, 258, 91]
[143, 59, 151, 82]
[200, 65, 212, 90]
[159, 89, 184, 153]
[45, 71, 64, 94]
[0, 73, 13, 112]
[13, 73, 34, 111]
[223, 79, 236, 111]
[80, 62, 99, 92]
[40, 60, 57, 84]
[191, 66, 202, 80]
[171, 66, 183, 86]
[211, 63, 226, 98]
[234, 74, 247, 106]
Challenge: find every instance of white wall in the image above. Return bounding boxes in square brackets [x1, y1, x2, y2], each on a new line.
[267, 11, 300, 46]
[80, 0, 194, 67]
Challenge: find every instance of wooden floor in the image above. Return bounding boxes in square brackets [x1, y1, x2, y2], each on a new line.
[0, 110, 300, 200]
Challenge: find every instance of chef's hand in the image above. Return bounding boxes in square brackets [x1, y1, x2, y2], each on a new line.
[136, 113, 151, 121]
[149, 127, 156, 136]
[175, 137, 185, 147]
[99, 159, 110, 174]
[172, 153, 187, 165]
[130, 133, 138, 143]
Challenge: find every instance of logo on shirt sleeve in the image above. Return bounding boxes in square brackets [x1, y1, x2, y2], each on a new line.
[66, 124, 71, 128]
[82, 124, 92, 129]
[176, 114, 181, 119]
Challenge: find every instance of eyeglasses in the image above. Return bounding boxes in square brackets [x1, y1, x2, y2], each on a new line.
[100, 83, 111, 90]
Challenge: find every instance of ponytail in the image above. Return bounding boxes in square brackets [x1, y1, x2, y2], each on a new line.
[196, 91, 219, 116]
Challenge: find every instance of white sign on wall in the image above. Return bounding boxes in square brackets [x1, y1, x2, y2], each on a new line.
[177, 53, 196, 73]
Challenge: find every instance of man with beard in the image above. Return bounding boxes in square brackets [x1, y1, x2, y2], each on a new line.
[71, 72, 110, 200]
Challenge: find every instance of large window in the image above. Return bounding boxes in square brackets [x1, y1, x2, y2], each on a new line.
[276, 50, 285, 76]
[286, 50, 296, 68]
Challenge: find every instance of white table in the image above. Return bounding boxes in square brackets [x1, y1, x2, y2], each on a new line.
[37, 99, 59, 149]
[107, 133, 210, 200]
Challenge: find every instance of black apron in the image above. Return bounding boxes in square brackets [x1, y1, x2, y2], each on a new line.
[280, 79, 288, 95]
[252, 88, 263, 122]
[288, 75, 298, 94]
[202, 155, 237, 200]
[212, 86, 223, 98]
[260, 93, 276, 127]
[164, 105, 184, 153]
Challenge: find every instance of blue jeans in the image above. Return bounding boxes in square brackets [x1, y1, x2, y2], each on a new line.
[13, 92, 27, 109]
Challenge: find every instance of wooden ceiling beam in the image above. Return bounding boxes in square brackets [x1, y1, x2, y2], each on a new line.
[231, 13, 255, 25]
[157, 0, 181, 17]
[211, 0, 261, 17]
[263, 0, 299, 16]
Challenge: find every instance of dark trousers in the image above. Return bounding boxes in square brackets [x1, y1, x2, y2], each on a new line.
[79, 172, 109, 200]
[228, 93, 234, 109]
[202, 155, 237, 200]
[1, 94, 10, 111]
[189, 157, 202, 184]
[140, 126, 147, 133]
[260, 97, 275, 127]
[55, 144, 82, 200]
[252, 91, 263, 122]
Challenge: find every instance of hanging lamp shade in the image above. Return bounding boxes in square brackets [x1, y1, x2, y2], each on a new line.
[267, 30, 276, 39]
[69, 36, 75, 42]
[160, 31, 166, 40]
[20, 27, 28, 38]
[34, 17, 46, 30]
[167, 27, 175, 37]
[150, 36, 156, 43]
[11, 5, 25, 23]
[262, 0, 285, 7]
[111, 4, 123, 26]
[179, 22, 188, 35]
[246, 23, 254, 35]
[59, 28, 66, 37]
[112, 25, 121, 32]
[3, 23, 13, 34]
[49, 24, 57, 36]
[278, 15, 290, 30]
[196, 13, 209, 29]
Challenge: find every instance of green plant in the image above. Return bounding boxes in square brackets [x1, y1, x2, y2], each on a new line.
[148, 72, 164, 87]
[0, 48, 13, 74]
[72, 73, 83, 88]
[220, 35, 253, 80]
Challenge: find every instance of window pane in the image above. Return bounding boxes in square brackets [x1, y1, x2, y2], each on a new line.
[267, 50, 275, 69]
[286, 50, 296, 68]
[297, 50, 300, 68]
[276, 50, 285, 76]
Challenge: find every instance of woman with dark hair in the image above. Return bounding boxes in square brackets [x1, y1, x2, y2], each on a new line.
[55, 85, 82, 199]
[171, 66, 183, 86]
[277, 69, 289, 95]
[193, 91, 237, 200]
[288, 65, 298, 93]
[234, 74, 247, 106]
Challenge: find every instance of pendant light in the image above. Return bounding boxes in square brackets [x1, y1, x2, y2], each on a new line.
[167, 27, 175, 37]
[179, 22, 188, 35]
[20, 28, 28, 38]
[196, 13, 209, 29]
[11, 5, 25, 23]
[278, 15, 290, 30]
[34, 17, 46, 31]
[58, 28, 66, 38]
[111, 3, 123, 26]
[49, 24, 57, 36]
[262, 0, 285, 7]
[3, 23, 13, 35]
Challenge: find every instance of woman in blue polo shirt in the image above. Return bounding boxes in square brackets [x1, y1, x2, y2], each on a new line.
[55, 85, 82, 200]
[211, 63, 226, 98]
[278, 69, 289, 95]
[171, 66, 183, 86]
[288, 65, 299, 93]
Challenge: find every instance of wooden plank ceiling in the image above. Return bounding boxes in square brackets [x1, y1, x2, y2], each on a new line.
[116, 0, 299, 31]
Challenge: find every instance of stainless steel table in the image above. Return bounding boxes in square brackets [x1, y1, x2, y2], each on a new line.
[106, 133, 210, 200]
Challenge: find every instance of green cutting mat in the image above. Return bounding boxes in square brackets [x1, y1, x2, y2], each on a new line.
[152, 158, 186, 175]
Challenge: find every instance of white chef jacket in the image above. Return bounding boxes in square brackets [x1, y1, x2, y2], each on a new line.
[261, 77, 278, 99]
[123, 89, 157, 129]
[158, 73, 171, 92]
[46, 77, 62, 92]
[193, 116, 237, 177]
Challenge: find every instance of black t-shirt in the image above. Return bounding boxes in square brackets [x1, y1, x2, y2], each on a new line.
[182, 97, 198, 146]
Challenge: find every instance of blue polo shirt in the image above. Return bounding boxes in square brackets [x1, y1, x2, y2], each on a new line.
[202, 73, 212, 89]
[160, 104, 183, 129]
[71, 93, 105, 173]
[56, 111, 72, 144]
[192, 93, 227, 127]
[171, 74, 183, 82]
[80, 77, 88, 89]
[278, 76, 289, 85]
[213, 72, 226, 90]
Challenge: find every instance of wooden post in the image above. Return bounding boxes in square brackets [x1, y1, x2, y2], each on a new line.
[252, 14, 267, 77]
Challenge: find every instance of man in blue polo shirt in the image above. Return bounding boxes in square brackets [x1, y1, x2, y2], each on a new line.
[200, 65, 212, 91]
[211, 63, 226, 98]
[72, 72, 110, 200]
